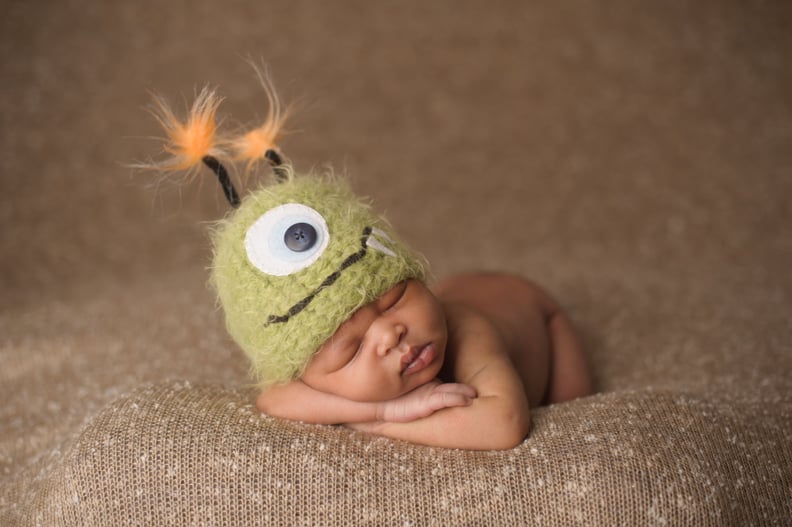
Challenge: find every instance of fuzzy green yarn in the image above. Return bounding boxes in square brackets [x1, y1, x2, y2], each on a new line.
[210, 175, 426, 386]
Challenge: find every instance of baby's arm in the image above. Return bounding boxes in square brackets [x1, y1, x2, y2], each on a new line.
[257, 378, 477, 425]
[350, 304, 531, 450]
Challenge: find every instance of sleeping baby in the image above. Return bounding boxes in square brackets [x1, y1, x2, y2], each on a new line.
[146, 76, 593, 450]
[215, 175, 592, 450]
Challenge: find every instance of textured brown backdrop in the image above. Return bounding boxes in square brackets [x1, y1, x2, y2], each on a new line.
[2, 1, 791, 525]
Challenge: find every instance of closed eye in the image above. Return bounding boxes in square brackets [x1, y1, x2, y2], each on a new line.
[381, 281, 408, 313]
[343, 341, 364, 367]
[326, 316, 368, 368]
[315, 336, 360, 373]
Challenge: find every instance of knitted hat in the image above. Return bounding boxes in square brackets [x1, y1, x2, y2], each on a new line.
[210, 173, 425, 386]
[143, 74, 424, 385]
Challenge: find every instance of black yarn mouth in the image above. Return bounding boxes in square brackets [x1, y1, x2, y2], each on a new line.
[263, 226, 374, 327]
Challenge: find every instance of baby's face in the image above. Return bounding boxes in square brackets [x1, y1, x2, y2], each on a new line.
[300, 279, 447, 402]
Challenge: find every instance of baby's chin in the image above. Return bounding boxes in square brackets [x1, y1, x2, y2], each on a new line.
[391, 360, 445, 399]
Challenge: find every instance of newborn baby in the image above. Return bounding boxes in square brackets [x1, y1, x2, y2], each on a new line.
[143, 81, 592, 450]
[204, 172, 592, 451]
[257, 272, 592, 450]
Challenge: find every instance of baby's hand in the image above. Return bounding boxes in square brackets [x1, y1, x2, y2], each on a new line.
[377, 380, 477, 423]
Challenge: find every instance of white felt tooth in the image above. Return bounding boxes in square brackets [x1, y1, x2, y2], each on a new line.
[371, 227, 394, 243]
[366, 236, 397, 257]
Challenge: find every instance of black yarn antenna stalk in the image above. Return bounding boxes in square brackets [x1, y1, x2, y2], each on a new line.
[265, 149, 288, 183]
[202, 155, 240, 208]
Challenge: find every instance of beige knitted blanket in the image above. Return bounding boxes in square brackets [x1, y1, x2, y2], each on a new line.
[2, 2, 791, 525]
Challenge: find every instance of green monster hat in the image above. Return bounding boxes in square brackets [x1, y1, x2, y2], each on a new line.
[212, 173, 425, 385]
[145, 73, 425, 386]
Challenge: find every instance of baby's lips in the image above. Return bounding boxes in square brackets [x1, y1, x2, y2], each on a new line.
[400, 346, 420, 373]
[401, 344, 436, 375]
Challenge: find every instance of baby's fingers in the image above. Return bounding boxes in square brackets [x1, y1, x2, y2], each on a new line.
[434, 382, 478, 399]
[430, 390, 475, 411]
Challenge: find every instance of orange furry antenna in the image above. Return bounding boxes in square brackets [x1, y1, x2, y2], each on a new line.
[149, 86, 240, 207]
[231, 64, 291, 182]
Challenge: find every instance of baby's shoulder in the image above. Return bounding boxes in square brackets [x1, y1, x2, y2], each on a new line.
[442, 301, 498, 333]
[442, 303, 510, 362]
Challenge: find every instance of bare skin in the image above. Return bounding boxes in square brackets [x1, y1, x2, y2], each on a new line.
[432, 272, 593, 406]
[257, 272, 593, 450]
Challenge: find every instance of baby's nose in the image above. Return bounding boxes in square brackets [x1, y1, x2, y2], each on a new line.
[375, 323, 407, 357]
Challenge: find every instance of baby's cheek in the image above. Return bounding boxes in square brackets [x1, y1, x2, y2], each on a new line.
[355, 374, 404, 402]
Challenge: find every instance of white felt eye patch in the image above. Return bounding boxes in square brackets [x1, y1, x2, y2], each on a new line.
[244, 203, 330, 276]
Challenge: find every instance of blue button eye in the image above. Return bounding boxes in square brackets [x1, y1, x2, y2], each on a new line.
[284, 222, 318, 252]
[245, 204, 330, 276]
